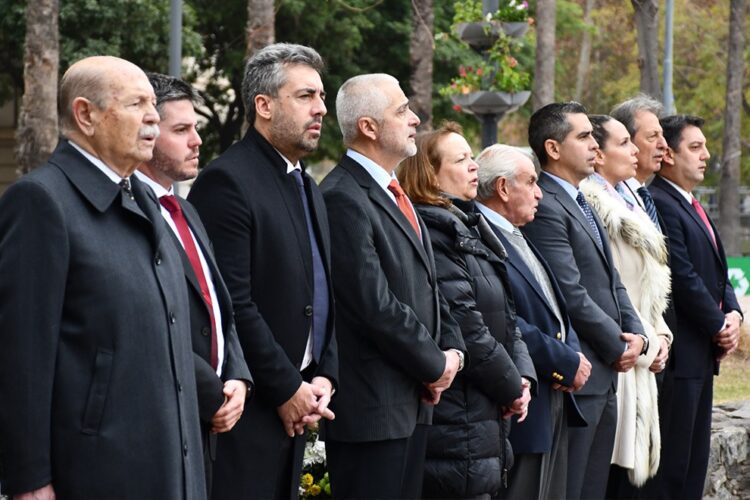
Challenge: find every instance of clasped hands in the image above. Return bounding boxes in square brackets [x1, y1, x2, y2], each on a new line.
[552, 352, 591, 393]
[211, 379, 249, 433]
[716, 310, 742, 361]
[612, 332, 644, 372]
[422, 349, 461, 405]
[502, 377, 532, 422]
[277, 376, 335, 437]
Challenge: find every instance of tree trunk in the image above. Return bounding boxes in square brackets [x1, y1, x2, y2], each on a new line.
[718, 0, 745, 255]
[246, 0, 275, 58]
[409, 0, 434, 131]
[532, 0, 556, 111]
[632, 0, 661, 99]
[15, 0, 59, 174]
[574, 0, 595, 102]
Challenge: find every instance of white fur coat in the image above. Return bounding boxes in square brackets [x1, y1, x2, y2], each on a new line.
[581, 178, 673, 486]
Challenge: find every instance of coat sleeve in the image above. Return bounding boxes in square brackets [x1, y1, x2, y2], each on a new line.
[428, 225, 522, 406]
[0, 180, 67, 494]
[522, 201, 627, 365]
[515, 316, 579, 389]
[323, 187, 446, 384]
[189, 167, 302, 407]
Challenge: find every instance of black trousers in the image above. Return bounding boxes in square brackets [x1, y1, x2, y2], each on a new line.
[327, 424, 428, 499]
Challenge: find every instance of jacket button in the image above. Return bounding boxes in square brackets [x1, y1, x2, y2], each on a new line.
[556, 332, 562, 340]
[183, 442, 188, 456]
[177, 381, 183, 392]
[170, 312, 176, 324]
[201, 326, 210, 337]
[304, 305, 313, 317]
[155, 253, 162, 265]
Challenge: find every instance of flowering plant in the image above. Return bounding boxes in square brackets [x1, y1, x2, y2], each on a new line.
[439, 36, 530, 98]
[299, 425, 331, 498]
[453, 0, 531, 25]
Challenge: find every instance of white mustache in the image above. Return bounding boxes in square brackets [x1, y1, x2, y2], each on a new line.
[139, 124, 160, 139]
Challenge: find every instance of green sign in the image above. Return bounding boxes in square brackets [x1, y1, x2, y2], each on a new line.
[727, 257, 750, 296]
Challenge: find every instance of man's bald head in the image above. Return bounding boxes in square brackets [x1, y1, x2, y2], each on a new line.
[59, 56, 146, 136]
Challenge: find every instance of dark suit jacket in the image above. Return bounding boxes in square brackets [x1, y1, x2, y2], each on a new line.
[320, 154, 464, 443]
[187, 127, 337, 499]
[649, 175, 741, 377]
[522, 172, 643, 396]
[172, 198, 252, 453]
[492, 227, 586, 454]
[0, 141, 204, 498]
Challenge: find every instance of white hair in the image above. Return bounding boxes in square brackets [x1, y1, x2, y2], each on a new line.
[476, 144, 535, 201]
[336, 73, 399, 145]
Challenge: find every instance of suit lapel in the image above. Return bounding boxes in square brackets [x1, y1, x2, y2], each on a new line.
[653, 176, 723, 263]
[539, 173, 608, 263]
[341, 156, 432, 274]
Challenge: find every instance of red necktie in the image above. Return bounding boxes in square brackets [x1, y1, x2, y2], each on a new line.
[160, 195, 219, 370]
[691, 197, 717, 249]
[387, 180, 421, 239]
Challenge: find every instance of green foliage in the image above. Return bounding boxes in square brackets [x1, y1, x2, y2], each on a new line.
[452, 0, 530, 25]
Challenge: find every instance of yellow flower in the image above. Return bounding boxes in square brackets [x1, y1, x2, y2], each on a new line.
[310, 484, 322, 496]
[301, 473, 314, 488]
[461, 85, 472, 94]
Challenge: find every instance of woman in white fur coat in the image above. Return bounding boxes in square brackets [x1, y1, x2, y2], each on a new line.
[580, 115, 673, 497]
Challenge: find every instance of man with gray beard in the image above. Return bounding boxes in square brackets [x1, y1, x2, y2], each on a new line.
[188, 43, 338, 499]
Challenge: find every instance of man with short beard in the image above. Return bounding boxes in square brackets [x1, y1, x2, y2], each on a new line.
[320, 74, 465, 499]
[135, 73, 252, 497]
[188, 43, 338, 500]
[0, 56, 205, 499]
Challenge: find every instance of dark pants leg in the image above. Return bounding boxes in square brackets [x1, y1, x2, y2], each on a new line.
[566, 390, 617, 500]
[327, 435, 414, 499]
[658, 375, 713, 500]
[507, 391, 567, 500]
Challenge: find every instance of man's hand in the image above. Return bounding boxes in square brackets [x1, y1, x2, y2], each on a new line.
[572, 352, 591, 390]
[502, 378, 532, 422]
[552, 352, 591, 393]
[715, 311, 742, 358]
[277, 382, 325, 437]
[211, 379, 248, 433]
[300, 376, 336, 428]
[16, 484, 56, 500]
[649, 337, 670, 373]
[424, 350, 461, 404]
[613, 332, 643, 372]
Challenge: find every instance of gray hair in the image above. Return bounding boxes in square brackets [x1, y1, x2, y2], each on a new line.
[147, 72, 203, 117]
[476, 144, 534, 201]
[241, 43, 324, 126]
[610, 93, 664, 137]
[336, 74, 399, 146]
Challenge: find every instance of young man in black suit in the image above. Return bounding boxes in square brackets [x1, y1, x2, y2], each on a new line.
[649, 115, 742, 500]
[135, 73, 252, 496]
[188, 44, 338, 500]
[321, 73, 465, 499]
[0, 56, 205, 499]
[522, 102, 646, 499]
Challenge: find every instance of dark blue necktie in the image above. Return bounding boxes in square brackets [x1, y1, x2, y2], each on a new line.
[576, 191, 603, 248]
[637, 186, 660, 229]
[290, 169, 329, 363]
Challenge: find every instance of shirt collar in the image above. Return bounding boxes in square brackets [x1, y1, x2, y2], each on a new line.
[475, 201, 515, 233]
[273, 148, 301, 174]
[133, 170, 173, 198]
[346, 148, 396, 189]
[542, 170, 582, 202]
[69, 140, 128, 184]
[660, 176, 694, 203]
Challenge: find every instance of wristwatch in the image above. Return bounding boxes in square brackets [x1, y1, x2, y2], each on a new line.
[638, 333, 649, 356]
[450, 349, 465, 372]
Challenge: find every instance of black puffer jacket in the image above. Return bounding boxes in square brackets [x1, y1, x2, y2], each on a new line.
[418, 200, 536, 498]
